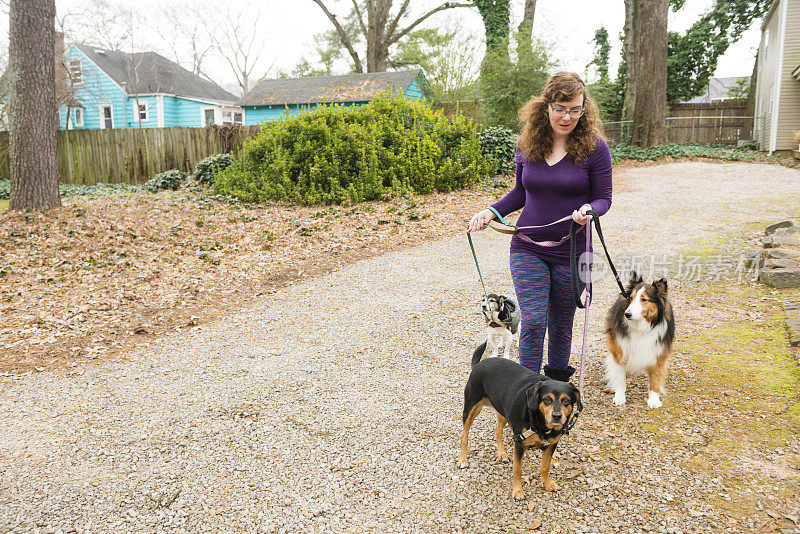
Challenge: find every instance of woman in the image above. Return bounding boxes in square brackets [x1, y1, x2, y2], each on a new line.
[467, 72, 612, 381]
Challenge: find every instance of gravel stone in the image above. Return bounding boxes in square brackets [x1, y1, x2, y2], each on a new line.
[1, 162, 800, 533]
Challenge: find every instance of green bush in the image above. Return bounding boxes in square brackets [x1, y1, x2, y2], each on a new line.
[0, 179, 9, 200]
[212, 92, 495, 205]
[478, 126, 517, 175]
[193, 154, 232, 186]
[609, 143, 782, 164]
[144, 169, 187, 192]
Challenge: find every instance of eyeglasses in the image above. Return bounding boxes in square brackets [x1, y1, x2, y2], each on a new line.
[549, 104, 585, 118]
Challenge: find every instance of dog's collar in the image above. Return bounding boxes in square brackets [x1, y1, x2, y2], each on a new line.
[514, 427, 560, 444]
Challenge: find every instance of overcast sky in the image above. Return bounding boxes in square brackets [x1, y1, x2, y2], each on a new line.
[1, 0, 763, 93]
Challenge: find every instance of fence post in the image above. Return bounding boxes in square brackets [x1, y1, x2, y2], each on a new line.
[691, 116, 695, 143]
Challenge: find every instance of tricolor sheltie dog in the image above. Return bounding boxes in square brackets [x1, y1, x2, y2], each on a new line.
[604, 272, 675, 409]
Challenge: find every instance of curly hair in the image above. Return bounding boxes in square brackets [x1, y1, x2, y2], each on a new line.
[517, 72, 604, 164]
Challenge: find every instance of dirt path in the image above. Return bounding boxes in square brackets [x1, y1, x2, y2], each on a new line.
[1, 162, 799, 533]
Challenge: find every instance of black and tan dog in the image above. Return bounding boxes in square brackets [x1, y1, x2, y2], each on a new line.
[458, 357, 581, 500]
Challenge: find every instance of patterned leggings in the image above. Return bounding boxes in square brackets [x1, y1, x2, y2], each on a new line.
[510, 251, 580, 373]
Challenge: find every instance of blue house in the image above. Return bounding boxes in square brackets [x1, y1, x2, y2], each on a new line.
[237, 69, 434, 124]
[60, 44, 243, 130]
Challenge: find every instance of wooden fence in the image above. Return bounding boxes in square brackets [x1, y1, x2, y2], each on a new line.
[0, 125, 261, 185]
[604, 101, 759, 146]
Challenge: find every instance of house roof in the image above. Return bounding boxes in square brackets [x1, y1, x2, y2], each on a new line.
[238, 69, 426, 107]
[73, 43, 238, 104]
[681, 76, 751, 103]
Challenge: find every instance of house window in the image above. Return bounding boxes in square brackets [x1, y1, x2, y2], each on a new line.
[67, 59, 83, 86]
[99, 104, 113, 129]
[202, 108, 216, 126]
[133, 101, 148, 122]
[72, 107, 84, 127]
[221, 110, 244, 125]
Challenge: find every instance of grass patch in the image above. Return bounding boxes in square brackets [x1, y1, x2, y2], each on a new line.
[641, 280, 800, 521]
[0, 199, 8, 211]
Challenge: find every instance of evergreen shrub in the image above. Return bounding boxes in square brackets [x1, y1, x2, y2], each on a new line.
[193, 154, 232, 185]
[478, 126, 517, 175]
[212, 93, 495, 204]
[144, 169, 187, 192]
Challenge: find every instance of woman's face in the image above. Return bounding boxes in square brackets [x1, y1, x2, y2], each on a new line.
[547, 93, 585, 138]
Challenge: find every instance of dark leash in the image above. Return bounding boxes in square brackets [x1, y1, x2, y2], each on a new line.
[466, 231, 489, 303]
[569, 209, 630, 310]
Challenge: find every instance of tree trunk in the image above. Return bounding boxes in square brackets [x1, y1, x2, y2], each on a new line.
[516, 0, 536, 57]
[9, 0, 61, 210]
[623, 0, 636, 121]
[366, 0, 391, 72]
[473, 0, 511, 59]
[631, 0, 668, 147]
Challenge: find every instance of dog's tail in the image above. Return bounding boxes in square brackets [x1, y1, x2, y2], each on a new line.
[471, 341, 487, 369]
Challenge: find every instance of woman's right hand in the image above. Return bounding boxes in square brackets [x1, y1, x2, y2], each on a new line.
[468, 208, 497, 232]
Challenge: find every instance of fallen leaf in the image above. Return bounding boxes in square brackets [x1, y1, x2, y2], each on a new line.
[527, 500, 534, 511]
[565, 469, 583, 480]
[528, 521, 542, 530]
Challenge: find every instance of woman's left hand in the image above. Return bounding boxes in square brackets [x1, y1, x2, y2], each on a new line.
[572, 204, 592, 225]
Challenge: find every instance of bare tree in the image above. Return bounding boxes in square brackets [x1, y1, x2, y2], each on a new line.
[311, 0, 472, 73]
[8, 0, 60, 210]
[157, 3, 214, 79]
[213, 7, 270, 95]
[631, 0, 667, 147]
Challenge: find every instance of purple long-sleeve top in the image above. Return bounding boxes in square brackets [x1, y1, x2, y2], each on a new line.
[491, 137, 613, 264]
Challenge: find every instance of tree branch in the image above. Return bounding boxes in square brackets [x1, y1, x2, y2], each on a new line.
[384, 0, 410, 44]
[386, 2, 471, 47]
[311, 0, 364, 72]
[352, 0, 368, 39]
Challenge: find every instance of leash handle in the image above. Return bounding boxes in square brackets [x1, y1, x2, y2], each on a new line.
[487, 207, 576, 247]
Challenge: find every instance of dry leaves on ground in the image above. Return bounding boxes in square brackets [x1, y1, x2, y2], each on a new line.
[0, 179, 514, 374]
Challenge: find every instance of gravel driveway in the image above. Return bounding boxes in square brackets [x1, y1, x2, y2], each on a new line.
[2, 162, 799, 534]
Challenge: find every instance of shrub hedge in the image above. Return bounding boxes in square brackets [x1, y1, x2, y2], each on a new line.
[478, 126, 517, 175]
[608, 143, 788, 164]
[212, 93, 495, 205]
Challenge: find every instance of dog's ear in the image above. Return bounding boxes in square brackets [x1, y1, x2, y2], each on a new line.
[626, 271, 642, 293]
[504, 299, 516, 313]
[571, 384, 583, 412]
[525, 382, 542, 410]
[654, 277, 668, 298]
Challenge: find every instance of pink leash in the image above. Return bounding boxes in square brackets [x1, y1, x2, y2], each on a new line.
[578, 214, 592, 398]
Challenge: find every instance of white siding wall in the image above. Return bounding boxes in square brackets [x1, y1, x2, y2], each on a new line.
[756, 2, 782, 150]
[776, 0, 800, 150]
